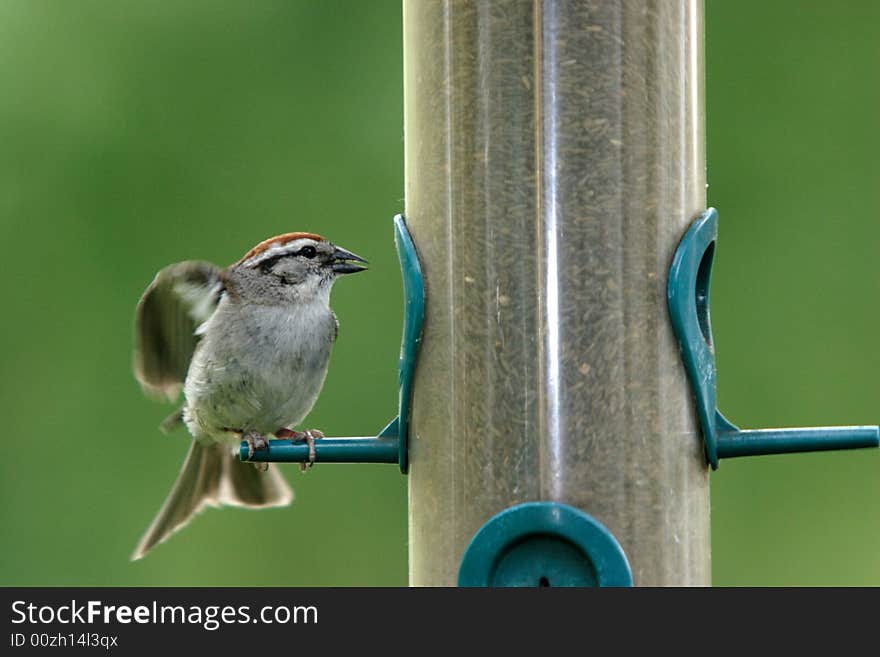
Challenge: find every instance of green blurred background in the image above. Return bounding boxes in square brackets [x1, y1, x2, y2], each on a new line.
[0, 0, 877, 586]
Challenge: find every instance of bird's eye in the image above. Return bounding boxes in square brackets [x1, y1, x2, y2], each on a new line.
[299, 245, 317, 259]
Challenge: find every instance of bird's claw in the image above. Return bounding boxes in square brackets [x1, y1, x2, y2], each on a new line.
[299, 429, 324, 472]
[243, 430, 269, 460]
[275, 428, 324, 471]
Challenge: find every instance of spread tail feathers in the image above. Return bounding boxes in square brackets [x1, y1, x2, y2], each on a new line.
[131, 442, 293, 560]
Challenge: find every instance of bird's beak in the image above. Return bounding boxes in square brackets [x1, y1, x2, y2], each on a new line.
[331, 245, 369, 274]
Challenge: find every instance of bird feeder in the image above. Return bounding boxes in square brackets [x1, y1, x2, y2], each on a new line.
[242, 0, 879, 586]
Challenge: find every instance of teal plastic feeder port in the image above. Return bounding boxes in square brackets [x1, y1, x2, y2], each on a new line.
[239, 214, 424, 473]
[667, 208, 880, 469]
[458, 502, 633, 587]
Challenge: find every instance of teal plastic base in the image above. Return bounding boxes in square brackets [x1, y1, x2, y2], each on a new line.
[458, 502, 632, 587]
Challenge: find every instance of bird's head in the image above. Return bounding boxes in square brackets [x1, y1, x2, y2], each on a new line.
[227, 232, 368, 304]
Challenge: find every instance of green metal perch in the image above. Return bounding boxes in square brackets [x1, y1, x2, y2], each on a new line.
[668, 208, 880, 468]
[239, 419, 401, 464]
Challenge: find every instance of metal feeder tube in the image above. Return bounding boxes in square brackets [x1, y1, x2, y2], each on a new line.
[404, 0, 709, 586]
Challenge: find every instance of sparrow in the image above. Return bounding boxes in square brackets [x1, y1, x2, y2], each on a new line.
[131, 232, 367, 560]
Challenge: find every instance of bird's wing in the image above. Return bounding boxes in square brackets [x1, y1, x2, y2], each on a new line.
[133, 260, 225, 401]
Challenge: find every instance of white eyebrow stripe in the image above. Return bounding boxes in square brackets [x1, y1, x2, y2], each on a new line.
[241, 238, 318, 267]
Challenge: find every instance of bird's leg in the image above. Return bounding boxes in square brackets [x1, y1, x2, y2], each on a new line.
[275, 428, 324, 471]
